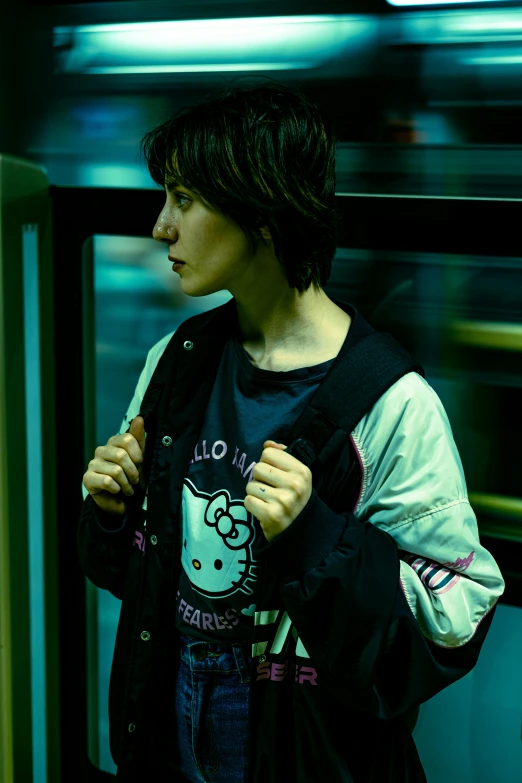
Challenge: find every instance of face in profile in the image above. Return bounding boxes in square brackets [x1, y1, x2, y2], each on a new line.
[152, 182, 273, 299]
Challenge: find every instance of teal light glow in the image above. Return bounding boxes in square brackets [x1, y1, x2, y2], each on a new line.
[443, 13, 522, 35]
[463, 55, 522, 64]
[85, 63, 314, 74]
[397, 9, 522, 44]
[53, 16, 373, 75]
[388, 1, 505, 5]
[23, 223, 47, 783]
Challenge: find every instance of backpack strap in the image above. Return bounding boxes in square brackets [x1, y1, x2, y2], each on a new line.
[284, 331, 425, 470]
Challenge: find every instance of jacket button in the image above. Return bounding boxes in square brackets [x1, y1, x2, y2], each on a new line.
[162, 435, 172, 446]
[183, 340, 193, 351]
[128, 723, 136, 733]
[259, 655, 266, 663]
[192, 647, 208, 661]
[150, 535, 158, 546]
[140, 631, 151, 641]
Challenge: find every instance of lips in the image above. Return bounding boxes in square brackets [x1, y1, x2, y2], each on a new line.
[168, 256, 185, 264]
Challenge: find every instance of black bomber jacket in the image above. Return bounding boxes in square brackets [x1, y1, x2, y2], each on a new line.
[78, 297, 504, 782]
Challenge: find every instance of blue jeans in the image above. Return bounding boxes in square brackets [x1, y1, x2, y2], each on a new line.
[174, 633, 253, 783]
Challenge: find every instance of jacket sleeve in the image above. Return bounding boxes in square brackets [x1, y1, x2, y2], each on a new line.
[254, 372, 505, 718]
[77, 331, 175, 600]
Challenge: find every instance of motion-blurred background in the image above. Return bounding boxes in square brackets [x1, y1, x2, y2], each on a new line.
[1, 1, 521, 781]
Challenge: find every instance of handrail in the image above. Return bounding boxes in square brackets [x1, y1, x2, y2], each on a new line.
[469, 492, 522, 543]
[448, 321, 522, 352]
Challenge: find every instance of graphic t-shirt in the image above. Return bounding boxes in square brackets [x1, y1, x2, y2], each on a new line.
[174, 304, 358, 643]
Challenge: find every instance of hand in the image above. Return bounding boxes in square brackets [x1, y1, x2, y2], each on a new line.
[244, 440, 313, 543]
[82, 416, 147, 516]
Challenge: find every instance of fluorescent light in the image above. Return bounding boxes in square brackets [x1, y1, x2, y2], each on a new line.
[392, 9, 522, 45]
[85, 63, 314, 75]
[388, 1, 505, 5]
[452, 14, 522, 34]
[62, 15, 341, 33]
[438, 10, 522, 43]
[463, 55, 522, 64]
[53, 15, 375, 75]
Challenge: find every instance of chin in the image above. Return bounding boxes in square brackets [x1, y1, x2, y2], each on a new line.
[180, 278, 228, 299]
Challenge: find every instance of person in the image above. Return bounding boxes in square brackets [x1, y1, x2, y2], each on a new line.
[79, 80, 505, 783]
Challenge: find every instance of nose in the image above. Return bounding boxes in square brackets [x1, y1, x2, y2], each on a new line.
[152, 206, 177, 243]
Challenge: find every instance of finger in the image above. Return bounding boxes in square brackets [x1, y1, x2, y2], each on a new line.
[259, 447, 292, 471]
[89, 470, 127, 496]
[253, 463, 284, 488]
[106, 436, 142, 471]
[91, 456, 136, 495]
[109, 446, 141, 485]
[129, 416, 146, 459]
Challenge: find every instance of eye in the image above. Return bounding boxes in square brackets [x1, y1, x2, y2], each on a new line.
[167, 187, 190, 207]
[214, 559, 223, 570]
[174, 192, 190, 207]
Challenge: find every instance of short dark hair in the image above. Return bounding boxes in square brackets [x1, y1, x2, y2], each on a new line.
[140, 79, 339, 293]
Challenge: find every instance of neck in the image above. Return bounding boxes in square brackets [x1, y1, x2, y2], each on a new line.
[235, 289, 351, 371]
[235, 285, 331, 354]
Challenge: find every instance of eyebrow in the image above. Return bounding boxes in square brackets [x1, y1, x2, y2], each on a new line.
[165, 178, 193, 192]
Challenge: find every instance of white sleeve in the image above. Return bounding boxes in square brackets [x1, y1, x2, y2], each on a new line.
[351, 371, 505, 648]
[81, 330, 175, 502]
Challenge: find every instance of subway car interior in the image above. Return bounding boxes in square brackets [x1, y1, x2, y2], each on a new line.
[0, 0, 521, 781]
